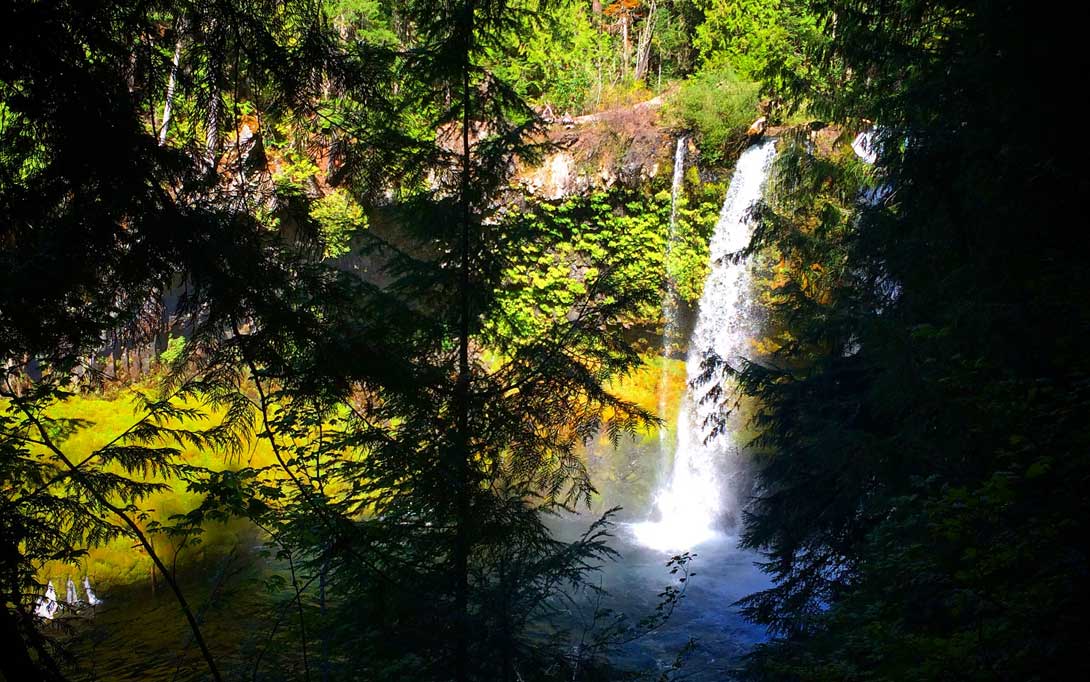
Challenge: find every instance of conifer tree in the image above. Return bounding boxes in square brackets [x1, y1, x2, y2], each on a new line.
[0, 1, 334, 678]
[733, 1, 1090, 678]
[172, 1, 661, 679]
[3, 2, 674, 679]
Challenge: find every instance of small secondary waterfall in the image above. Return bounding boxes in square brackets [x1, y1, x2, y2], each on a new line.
[635, 139, 777, 551]
[658, 136, 687, 456]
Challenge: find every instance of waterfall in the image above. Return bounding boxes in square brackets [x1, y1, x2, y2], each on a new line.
[669, 136, 687, 230]
[635, 139, 777, 552]
[658, 136, 687, 457]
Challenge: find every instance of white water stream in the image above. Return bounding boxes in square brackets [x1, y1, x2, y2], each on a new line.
[635, 139, 777, 552]
[658, 136, 687, 456]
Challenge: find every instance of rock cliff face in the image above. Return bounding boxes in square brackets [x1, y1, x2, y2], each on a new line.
[516, 97, 681, 199]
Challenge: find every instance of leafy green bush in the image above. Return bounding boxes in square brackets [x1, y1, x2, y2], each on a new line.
[160, 334, 186, 365]
[665, 182, 727, 304]
[669, 66, 759, 167]
[486, 3, 612, 114]
[692, 0, 819, 94]
[309, 187, 368, 258]
[485, 180, 726, 355]
[486, 189, 670, 350]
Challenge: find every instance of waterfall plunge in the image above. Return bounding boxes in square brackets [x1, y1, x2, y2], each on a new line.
[634, 139, 777, 552]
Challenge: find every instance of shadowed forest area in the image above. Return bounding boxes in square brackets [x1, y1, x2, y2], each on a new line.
[1, 1, 1087, 680]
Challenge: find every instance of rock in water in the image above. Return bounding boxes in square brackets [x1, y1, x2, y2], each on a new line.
[746, 116, 768, 138]
[35, 581, 58, 619]
[852, 129, 878, 164]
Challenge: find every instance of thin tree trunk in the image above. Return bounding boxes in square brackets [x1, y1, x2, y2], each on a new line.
[150, 536, 159, 593]
[159, 37, 182, 145]
[454, 3, 475, 681]
[287, 552, 311, 681]
[634, 0, 657, 81]
[156, 288, 169, 361]
[499, 558, 513, 682]
[320, 550, 330, 682]
[206, 93, 219, 163]
[621, 15, 630, 78]
[205, 21, 220, 164]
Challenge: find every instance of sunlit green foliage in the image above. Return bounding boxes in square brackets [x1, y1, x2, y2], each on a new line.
[488, 191, 667, 347]
[325, 0, 397, 45]
[668, 66, 759, 165]
[486, 178, 725, 354]
[309, 188, 368, 258]
[666, 179, 730, 303]
[488, 4, 613, 112]
[160, 335, 187, 366]
[693, 0, 817, 85]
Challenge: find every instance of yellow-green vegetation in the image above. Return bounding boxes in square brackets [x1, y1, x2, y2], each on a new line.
[668, 180, 730, 303]
[692, 0, 817, 85]
[485, 190, 670, 348]
[487, 184, 725, 352]
[266, 120, 369, 259]
[24, 389, 277, 587]
[582, 354, 687, 510]
[666, 65, 759, 167]
[33, 351, 688, 585]
[310, 187, 369, 258]
[607, 355, 687, 424]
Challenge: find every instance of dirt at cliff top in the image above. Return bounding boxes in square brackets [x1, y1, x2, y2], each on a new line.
[517, 96, 678, 197]
[554, 96, 669, 165]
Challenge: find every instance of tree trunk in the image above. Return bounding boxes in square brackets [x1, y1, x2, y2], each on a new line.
[621, 15, 630, 78]
[634, 1, 657, 82]
[158, 37, 182, 145]
[205, 21, 220, 164]
[454, 3, 475, 681]
[206, 92, 219, 163]
[150, 537, 158, 594]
